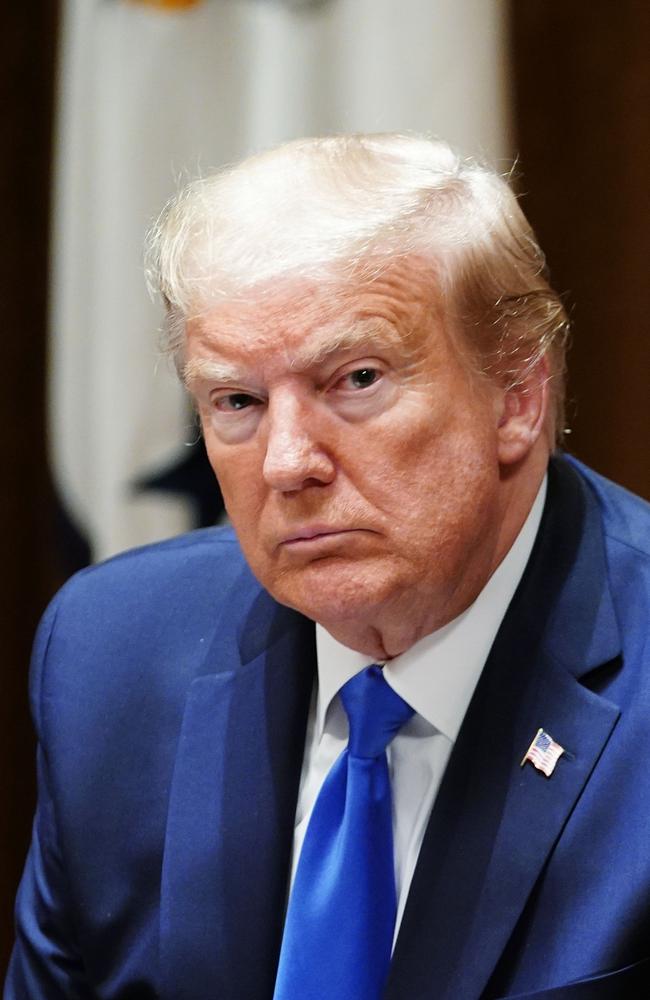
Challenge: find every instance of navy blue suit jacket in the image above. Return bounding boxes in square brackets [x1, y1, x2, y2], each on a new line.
[5, 456, 650, 999]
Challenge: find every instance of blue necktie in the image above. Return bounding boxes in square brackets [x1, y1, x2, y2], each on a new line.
[273, 665, 415, 1000]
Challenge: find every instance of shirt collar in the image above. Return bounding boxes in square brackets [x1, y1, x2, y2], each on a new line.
[315, 475, 547, 742]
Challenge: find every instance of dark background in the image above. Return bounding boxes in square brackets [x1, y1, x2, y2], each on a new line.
[1, 0, 649, 972]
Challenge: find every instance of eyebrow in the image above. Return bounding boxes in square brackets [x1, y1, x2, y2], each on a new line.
[288, 319, 401, 373]
[182, 318, 403, 388]
[182, 358, 245, 387]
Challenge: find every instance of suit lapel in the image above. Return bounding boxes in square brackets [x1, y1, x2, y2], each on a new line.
[386, 457, 622, 1000]
[159, 575, 315, 1000]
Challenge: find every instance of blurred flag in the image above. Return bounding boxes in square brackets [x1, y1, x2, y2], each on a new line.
[129, 1, 204, 9]
[50, 0, 512, 567]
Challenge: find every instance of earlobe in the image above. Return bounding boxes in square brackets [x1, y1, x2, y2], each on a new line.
[496, 360, 550, 466]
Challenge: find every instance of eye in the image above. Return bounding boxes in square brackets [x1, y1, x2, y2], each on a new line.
[213, 392, 260, 412]
[344, 367, 381, 390]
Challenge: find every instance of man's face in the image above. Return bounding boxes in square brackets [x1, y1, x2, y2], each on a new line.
[185, 263, 510, 656]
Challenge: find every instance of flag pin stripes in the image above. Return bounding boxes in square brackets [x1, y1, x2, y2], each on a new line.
[521, 728, 565, 777]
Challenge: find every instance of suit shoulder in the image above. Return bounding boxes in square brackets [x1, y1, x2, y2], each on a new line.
[32, 526, 254, 711]
[80, 523, 244, 573]
[564, 454, 650, 560]
[56, 525, 247, 604]
[30, 526, 260, 748]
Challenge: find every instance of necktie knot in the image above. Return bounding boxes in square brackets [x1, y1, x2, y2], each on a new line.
[340, 665, 414, 759]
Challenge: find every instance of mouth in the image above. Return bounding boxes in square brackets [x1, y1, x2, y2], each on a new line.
[277, 523, 380, 553]
[281, 526, 356, 546]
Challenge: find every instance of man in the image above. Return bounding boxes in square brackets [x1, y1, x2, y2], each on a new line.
[6, 134, 650, 999]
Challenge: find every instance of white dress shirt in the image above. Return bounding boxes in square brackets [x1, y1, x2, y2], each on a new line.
[289, 477, 547, 940]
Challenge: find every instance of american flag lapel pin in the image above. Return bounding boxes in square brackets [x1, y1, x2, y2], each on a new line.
[521, 728, 566, 777]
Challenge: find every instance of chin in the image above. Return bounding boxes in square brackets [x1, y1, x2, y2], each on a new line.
[262, 556, 405, 625]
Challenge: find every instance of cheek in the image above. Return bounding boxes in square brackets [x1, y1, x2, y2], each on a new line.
[368, 416, 498, 537]
[204, 438, 264, 525]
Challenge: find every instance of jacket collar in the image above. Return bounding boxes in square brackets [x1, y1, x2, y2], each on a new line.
[159, 568, 315, 1000]
[386, 455, 622, 1000]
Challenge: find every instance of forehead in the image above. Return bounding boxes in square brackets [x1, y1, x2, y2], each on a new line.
[183, 258, 447, 372]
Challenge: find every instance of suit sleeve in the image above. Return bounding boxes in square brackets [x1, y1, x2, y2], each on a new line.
[4, 598, 93, 1000]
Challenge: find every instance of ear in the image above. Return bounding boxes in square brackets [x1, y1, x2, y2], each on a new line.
[496, 358, 550, 466]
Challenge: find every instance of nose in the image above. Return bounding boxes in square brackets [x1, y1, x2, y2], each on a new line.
[262, 392, 336, 493]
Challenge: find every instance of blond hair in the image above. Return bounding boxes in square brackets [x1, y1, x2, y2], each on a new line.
[145, 133, 569, 432]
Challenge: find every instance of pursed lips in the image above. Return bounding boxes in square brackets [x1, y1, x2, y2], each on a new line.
[279, 525, 371, 547]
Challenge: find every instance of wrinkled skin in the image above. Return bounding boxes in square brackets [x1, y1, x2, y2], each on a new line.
[185, 262, 549, 659]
